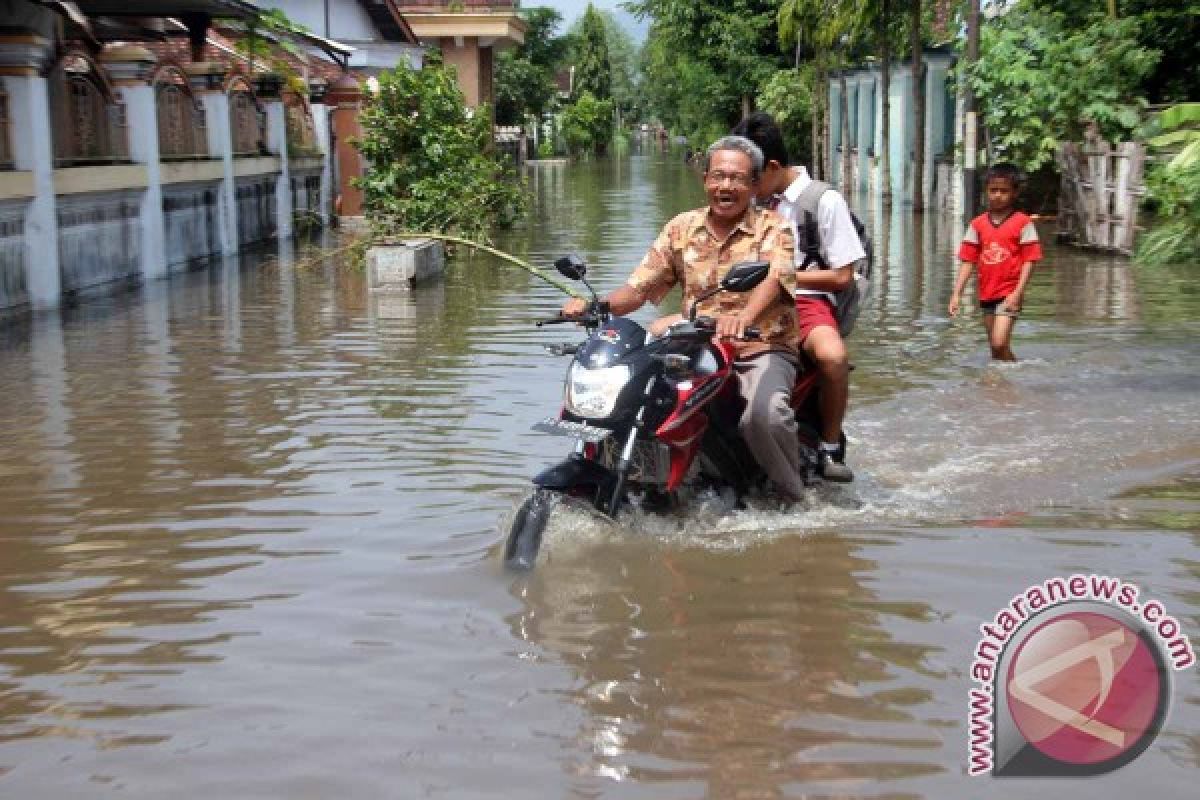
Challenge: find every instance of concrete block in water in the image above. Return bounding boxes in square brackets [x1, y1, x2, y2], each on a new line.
[366, 239, 444, 289]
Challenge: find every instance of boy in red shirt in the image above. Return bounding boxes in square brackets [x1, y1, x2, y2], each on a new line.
[949, 163, 1044, 361]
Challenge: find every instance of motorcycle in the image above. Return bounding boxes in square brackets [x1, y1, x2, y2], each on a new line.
[503, 255, 827, 569]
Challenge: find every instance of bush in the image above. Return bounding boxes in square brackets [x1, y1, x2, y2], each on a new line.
[966, 9, 1158, 173]
[559, 92, 614, 157]
[355, 57, 527, 242]
[1138, 103, 1200, 265]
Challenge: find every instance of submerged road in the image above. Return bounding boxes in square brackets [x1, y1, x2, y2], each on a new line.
[0, 149, 1197, 797]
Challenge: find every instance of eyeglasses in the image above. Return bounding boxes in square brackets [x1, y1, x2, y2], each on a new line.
[705, 170, 753, 188]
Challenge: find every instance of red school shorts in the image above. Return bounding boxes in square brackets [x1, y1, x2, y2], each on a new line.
[795, 295, 838, 342]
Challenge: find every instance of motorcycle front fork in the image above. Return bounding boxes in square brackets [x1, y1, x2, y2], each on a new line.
[601, 381, 657, 517]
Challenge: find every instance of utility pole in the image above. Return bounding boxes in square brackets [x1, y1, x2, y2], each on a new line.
[963, 0, 981, 220]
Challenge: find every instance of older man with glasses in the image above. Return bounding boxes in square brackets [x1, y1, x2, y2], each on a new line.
[561, 135, 810, 503]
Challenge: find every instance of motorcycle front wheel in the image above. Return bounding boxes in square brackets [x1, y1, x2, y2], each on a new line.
[503, 488, 560, 570]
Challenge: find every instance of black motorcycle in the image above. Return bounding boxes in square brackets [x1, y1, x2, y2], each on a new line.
[504, 256, 826, 569]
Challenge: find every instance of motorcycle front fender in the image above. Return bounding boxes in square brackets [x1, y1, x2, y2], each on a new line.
[533, 455, 614, 491]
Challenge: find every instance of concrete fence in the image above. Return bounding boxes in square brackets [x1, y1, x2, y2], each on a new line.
[0, 41, 333, 316]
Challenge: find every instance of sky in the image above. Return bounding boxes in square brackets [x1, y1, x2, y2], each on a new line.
[530, 1, 649, 41]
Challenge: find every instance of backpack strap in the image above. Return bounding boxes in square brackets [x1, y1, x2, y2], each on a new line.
[795, 179, 831, 214]
[792, 180, 831, 270]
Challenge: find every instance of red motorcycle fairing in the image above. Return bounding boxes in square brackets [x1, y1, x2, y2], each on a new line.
[655, 338, 739, 492]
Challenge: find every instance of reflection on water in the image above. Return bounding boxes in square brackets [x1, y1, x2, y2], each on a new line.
[0, 147, 1197, 797]
[508, 530, 946, 794]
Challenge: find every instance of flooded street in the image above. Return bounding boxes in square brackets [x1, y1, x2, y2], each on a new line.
[1, 149, 1197, 797]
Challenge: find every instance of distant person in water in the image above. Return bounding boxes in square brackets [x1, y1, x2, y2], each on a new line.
[949, 163, 1044, 361]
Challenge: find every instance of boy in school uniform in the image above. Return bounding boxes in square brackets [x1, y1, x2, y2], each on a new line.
[949, 163, 1044, 361]
[733, 112, 864, 482]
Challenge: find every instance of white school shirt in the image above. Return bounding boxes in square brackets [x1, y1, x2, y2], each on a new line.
[772, 168, 866, 302]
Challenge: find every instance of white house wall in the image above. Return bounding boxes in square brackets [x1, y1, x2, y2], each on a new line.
[253, 0, 380, 43]
[828, 52, 961, 211]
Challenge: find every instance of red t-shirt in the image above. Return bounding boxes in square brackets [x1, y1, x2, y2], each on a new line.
[957, 211, 1043, 302]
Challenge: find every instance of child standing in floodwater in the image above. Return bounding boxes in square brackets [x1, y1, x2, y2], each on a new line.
[949, 163, 1044, 361]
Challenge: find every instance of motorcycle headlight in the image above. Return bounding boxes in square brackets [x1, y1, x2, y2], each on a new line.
[565, 363, 631, 418]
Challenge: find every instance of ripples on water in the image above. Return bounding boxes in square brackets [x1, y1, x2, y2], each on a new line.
[0, 149, 1197, 797]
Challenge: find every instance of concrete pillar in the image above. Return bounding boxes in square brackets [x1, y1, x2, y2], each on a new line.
[857, 72, 874, 193]
[925, 54, 956, 214]
[310, 100, 333, 226]
[264, 99, 293, 239]
[440, 37, 483, 107]
[828, 81, 840, 188]
[327, 74, 364, 218]
[187, 63, 237, 255]
[0, 32, 59, 310]
[105, 45, 165, 283]
[890, 67, 909, 200]
[878, 66, 888, 187]
[845, 76, 858, 195]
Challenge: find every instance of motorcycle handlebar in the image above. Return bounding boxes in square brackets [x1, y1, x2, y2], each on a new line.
[536, 315, 580, 326]
[537, 301, 610, 328]
[691, 316, 762, 340]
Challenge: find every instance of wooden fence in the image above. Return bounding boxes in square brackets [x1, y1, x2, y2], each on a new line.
[1056, 139, 1145, 255]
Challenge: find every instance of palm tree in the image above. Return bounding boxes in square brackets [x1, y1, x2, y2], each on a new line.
[779, 0, 864, 183]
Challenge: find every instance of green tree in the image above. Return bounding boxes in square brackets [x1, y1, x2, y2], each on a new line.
[1026, 0, 1199, 104]
[779, 0, 867, 179]
[965, 6, 1159, 172]
[594, 10, 641, 124]
[356, 56, 527, 242]
[625, 0, 789, 121]
[756, 67, 814, 167]
[560, 91, 616, 156]
[573, 4, 612, 101]
[638, 24, 735, 148]
[494, 7, 568, 126]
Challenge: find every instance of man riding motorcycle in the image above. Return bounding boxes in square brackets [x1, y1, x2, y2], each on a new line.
[561, 135, 809, 503]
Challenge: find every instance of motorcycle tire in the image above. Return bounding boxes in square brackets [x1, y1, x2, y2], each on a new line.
[503, 488, 558, 570]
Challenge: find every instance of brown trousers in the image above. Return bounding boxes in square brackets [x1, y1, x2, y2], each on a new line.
[734, 352, 806, 501]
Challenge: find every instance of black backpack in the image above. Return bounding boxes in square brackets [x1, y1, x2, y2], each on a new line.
[792, 180, 874, 337]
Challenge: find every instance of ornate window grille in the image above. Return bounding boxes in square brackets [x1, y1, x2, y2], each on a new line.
[0, 90, 11, 169]
[156, 69, 207, 159]
[50, 55, 130, 166]
[283, 92, 318, 156]
[230, 89, 265, 156]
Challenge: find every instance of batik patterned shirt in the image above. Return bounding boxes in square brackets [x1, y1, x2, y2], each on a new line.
[626, 207, 798, 356]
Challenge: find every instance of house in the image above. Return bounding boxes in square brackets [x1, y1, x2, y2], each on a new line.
[250, 0, 424, 73]
[397, 1, 526, 111]
[0, 0, 351, 315]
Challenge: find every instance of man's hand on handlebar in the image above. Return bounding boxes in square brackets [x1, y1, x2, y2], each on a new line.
[560, 297, 589, 318]
[715, 313, 752, 339]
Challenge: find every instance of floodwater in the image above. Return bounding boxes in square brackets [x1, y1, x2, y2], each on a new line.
[1, 147, 1197, 798]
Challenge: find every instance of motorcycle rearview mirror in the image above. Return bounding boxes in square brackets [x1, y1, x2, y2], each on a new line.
[554, 254, 587, 281]
[554, 253, 600, 306]
[720, 260, 770, 292]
